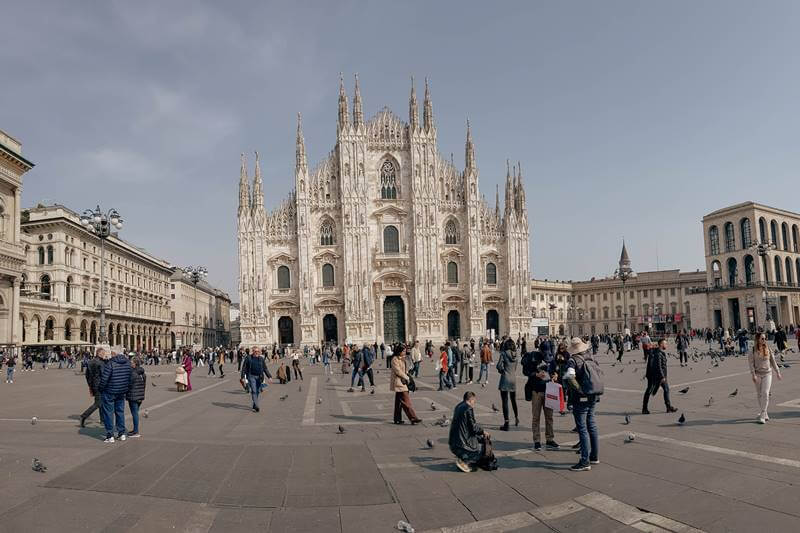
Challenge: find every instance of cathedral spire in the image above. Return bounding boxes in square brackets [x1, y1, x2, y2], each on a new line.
[409, 76, 418, 130]
[619, 240, 631, 269]
[337, 73, 349, 131]
[423, 77, 434, 132]
[505, 159, 513, 213]
[465, 118, 476, 171]
[251, 150, 264, 210]
[517, 161, 526, 211]
[296, 112, 307, 172]
[353, 73, 364, 128]
[238, 152, 250, 215]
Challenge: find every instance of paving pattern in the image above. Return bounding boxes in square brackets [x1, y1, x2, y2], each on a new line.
[2, 340, 800, 532]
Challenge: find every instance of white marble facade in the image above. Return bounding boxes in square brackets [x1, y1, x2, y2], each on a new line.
[237, 76, 531, 347]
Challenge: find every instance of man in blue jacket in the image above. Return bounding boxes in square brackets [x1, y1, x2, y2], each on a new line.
[98, 346, 131, 443]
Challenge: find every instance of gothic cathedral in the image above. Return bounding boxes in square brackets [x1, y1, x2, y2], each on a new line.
[237, 76, 532, 347]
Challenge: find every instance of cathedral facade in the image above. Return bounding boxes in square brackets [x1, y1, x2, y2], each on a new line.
[237, 76, 532, 347]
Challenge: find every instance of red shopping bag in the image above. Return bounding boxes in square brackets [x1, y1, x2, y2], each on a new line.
[545, 382, 565, 412]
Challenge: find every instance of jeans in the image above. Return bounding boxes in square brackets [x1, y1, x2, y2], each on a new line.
[128, 400, 141, 433]
[446, 367, 457, 388]
[292, 363, 303, 380]
[572, 398, 598, 465]
[6, 367, 13, 382]
[459, 363, 469, 383]
[101, 392, 126, 438]
[411, 361, 420, 377]
[248, 375, 263, 408]
[679, 351, 687, 365]
[438, 370, 451, 390]
[477, 363, 489, 383]
[643, 378, 673, 411]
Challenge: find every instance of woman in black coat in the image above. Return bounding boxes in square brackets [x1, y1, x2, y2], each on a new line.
[127, 357, 146, 437]
[496, 338, 519, 431]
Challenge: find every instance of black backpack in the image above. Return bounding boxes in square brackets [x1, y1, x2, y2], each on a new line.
[572, 354, 604, 396]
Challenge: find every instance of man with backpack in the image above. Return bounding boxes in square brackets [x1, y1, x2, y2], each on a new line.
[564, 337, 603, 471]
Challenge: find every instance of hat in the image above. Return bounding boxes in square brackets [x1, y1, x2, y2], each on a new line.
[566, 337, 590, 355]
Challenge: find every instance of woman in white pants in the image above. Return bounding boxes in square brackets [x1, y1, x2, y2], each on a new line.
[749, 332, 782, 424]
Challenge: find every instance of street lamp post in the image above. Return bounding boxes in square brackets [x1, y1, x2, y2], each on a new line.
[615, 264, 633, 334]
[183, 266, 208, 347]
[80, 206, 123, 344]
[749, 239, 776, 329]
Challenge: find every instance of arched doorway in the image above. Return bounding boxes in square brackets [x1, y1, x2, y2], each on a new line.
[64, 319, 73, 341]
[486, 309, 500, 337]
[44, 317, 55, 341]
[278, 316, 294, 345]
[323, 314, 338, 343]
[447, 310, 461, 340]
[383, 296, 406, 345]
[89, 322, 97, 344]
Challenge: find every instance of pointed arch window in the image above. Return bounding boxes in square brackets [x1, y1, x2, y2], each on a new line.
[447, 261, 459, 284]
[486, 262, 497, 285]
[277, 265, 291, 289]
[380, 160, 398, 199]
[320, 220, 335, 246]
[444, 219, 459, 245]
[322, 263, 334, 287]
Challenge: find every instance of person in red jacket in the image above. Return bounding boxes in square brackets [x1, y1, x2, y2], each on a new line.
[438, 347, 450, 391]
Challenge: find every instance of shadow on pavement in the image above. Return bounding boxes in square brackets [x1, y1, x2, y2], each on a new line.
[211, 402, 253, 411]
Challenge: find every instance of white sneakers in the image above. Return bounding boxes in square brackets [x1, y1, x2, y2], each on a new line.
[119, 434, 127, 441]
[455, 458, 472, 473]
[104, 437, 115, 443]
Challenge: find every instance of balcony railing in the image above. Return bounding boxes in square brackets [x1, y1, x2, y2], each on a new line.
[690, 280, 800, 294]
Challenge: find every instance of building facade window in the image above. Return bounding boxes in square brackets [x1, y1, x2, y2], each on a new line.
[486, 262, 497, 285]
[319, 220, 335, 246]
[322, 263, 334, 287]
[447, 261, 458, 284]
[444, 219, 459, 245]
[709, 226, 720, 255]
[740, 218, 752, 249]
[383, 225, 399, 253]
[40, 275, 51, 300]
[380, 160, 398, 199]
[277, 265, 291, 289]
[724, 222, 735, 252]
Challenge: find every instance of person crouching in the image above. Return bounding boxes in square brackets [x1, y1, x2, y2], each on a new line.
[449, 391, 495, 472]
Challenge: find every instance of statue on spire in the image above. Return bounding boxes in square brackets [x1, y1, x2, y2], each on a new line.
[423, 77, 434, 132]
[238, 152, 250, 215]
[296, 112, 307, 172]
[409, 76, 418, 130]
[337, 73, 349, 130]
[353, 73, 364, 128]
[465, 118, 476, 171]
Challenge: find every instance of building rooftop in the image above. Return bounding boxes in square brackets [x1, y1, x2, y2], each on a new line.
[703, 201, 800, 221]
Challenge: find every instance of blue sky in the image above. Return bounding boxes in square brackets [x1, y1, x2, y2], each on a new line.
[3, 1, 800, 298]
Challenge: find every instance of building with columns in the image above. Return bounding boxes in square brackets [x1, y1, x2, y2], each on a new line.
[0, 129, 33, 351]
[168, 270, 232, 349]
[19, 205, 173, 350]
[237, 76, 532, 347]
[691, 202, 800, 331]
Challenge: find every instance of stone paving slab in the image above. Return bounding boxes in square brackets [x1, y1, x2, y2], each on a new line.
[143, 444, 237, 503]
[212, 445, 291, 508]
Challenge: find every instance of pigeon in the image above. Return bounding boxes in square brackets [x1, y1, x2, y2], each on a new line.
[679, 387, 690, 394]
[151, 381, 156, 387]
[706, 396, 714, 407]
[298, 385, 302, 392]
[143, 409, 149, 418]
[337, 425, 345, 434]
[491, 403, 499, 413]
[280, 394, 288, 401]
[678, 413, 686, 425]
[426, 439, 434, 449]
[633, 367, 639, 373]
[434, 415, 450, 427]
[706, 369, 712, 373]
[370, 388, 375, 395]
[317, 398, 322, 404]
[625, 433, 635, 443]
[31, 458, 47, 473]
[481, 383, 486, 388]
[729, 388, 738, 397]
[624, 415, 631, 425]
[430, 402, 437, 411]
[619, 368, 624, 373]
[784, 363, 792, 368]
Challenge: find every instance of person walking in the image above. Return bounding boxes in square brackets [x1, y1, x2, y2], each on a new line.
[4, 352, 15, 384]
[291, 349, 304, 381]
[181, 351, 193, 391]
[322, 345, 333, 375]
[80, 346, 108, 427]
[750, 332, 782, 424]
[496, 338, 519, 431]
[775, 326, 788, 353]
[98, 347, 132, 443]
[438, 346, 451, 390]
[676, 331, 689, 366]
[359, 344, 376, 393]
[207, 351, 216, 376]
[478, 341, 492, 386]
[348, 347, 363, 392]
[127, 357, 146, 438]
[564, 337, 601, 471]
[642, 338, 677, 414]
[410, 340, 422, 378]
[464, 343, 475, 384]
[241, 348, 272, 412]
[390, 345, 421, 425]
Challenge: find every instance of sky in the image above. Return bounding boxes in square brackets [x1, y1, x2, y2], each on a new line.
[3, 1, 800, 299]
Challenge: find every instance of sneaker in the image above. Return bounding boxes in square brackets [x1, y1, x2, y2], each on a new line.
[546, 440, 560, 450]
[571, 442, 580, 449]
[119, 434, 127, 441]
[103, 436, 115, 443]
[590, 459, 600, 464]
[757, 417, 766, 424]
[455, 458, 471, 473]
[79, 416, 86, 428]
[570, 462, 591, 472]
[128, 432, 141, 438]
[765, 414, 770, 421]
[347, 387, 354, 392]
[533, 442, 542, 450]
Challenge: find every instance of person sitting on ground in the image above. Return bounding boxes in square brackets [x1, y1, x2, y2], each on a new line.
[449, 391, 494, 472]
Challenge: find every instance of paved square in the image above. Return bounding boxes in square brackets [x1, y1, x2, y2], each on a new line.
[2, 342, 800, 532]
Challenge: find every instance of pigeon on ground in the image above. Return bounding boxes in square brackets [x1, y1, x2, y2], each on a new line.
[151, 381, 156, 387]
[706, 396, 714, 407]
[426, 439, 434, 449]
[729, 388, 738, 397]
[337, 425, 345, 434]
[619, 368, 624, 373]
[143, 409, 149, 418]
[678, 413, 686, 425]
[317, 398, 322, 404]
[31, 458, 46, 473]
[679, 387, 690, 394]
[624, 415, 631, 425]
[783, 363, 792, 368]
[370, 389, 375, 395]
[625, 433, 635, 443]
[706, 369, 712, 373]
[280, 394, 288, 401]
[430, 402, 437, 411]
[298, 385, 302, 392]
[491, 403, 499, 412]
[434, 415, 450, 427]
[31, 416, 38, 425]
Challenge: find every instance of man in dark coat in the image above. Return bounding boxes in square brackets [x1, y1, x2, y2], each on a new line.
[98, 347, 132, 442]
[642, 338, 677, 414]
[449, 391, 489, 472]
[127, 357, 146, 437]
[80, 346, 108, 428]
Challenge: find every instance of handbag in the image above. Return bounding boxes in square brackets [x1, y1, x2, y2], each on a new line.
[407, 376, 416, 392]
[545, 381, 564, 411]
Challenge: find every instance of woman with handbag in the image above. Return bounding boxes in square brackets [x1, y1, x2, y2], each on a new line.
[181, 351, 193, 391]
[496, 338, 519, 431]
[390, 345, 421, 425]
